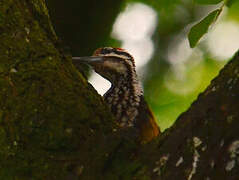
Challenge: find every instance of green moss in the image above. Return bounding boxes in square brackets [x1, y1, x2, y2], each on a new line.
[0, 0, 114, 179]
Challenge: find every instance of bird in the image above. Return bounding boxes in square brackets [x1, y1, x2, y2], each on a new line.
[72, 47, 160, 143]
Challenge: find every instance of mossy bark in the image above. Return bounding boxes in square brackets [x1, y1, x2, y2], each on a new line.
[1, 0, 239, 180]
[0, 0, 115, 179]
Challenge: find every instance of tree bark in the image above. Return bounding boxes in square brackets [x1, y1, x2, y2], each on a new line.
[1, 0, 239, 180]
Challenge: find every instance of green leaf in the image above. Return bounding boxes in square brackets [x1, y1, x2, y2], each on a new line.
[188, 9, 221, 48]
[226, 0, 237, 7]
[194, 0, 224, 4]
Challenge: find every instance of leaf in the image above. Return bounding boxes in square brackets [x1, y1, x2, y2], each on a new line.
[194, 0, 224, 4]
[226, 0, 237, 7]
[188, 9, 221, 48]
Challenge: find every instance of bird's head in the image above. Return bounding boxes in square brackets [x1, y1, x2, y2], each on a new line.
[72, 47, 136, 84]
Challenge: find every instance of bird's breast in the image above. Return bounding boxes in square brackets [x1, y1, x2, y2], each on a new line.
[104, 87, 140, 127]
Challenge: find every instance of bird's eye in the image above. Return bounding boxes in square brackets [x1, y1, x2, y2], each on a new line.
[101, 48, 112, 54]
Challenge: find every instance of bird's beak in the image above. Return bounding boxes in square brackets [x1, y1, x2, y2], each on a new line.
[72, 56, 104, 66]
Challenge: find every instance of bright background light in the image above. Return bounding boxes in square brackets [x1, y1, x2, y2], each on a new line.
[206, 20, 239, 60]
[89, 3, 157, 95]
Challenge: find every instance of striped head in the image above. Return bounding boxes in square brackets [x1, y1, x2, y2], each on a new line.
[72, 47, 142, 95]
[89, 47, 137, 84]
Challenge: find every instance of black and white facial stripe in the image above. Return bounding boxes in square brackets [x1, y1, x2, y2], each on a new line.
[99, 47, 134, 62]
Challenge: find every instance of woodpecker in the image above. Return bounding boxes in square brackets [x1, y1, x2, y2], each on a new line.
[72, 47, 160, 143]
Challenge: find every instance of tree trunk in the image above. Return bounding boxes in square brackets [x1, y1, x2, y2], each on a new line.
[0, 0, 239, 180]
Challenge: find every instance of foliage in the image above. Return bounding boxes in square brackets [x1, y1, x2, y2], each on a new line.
[188, 0, 235, 48]
[188, 9, 221, 48]
[115, 0, 239, 130]
[194, 0, 223, 4]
